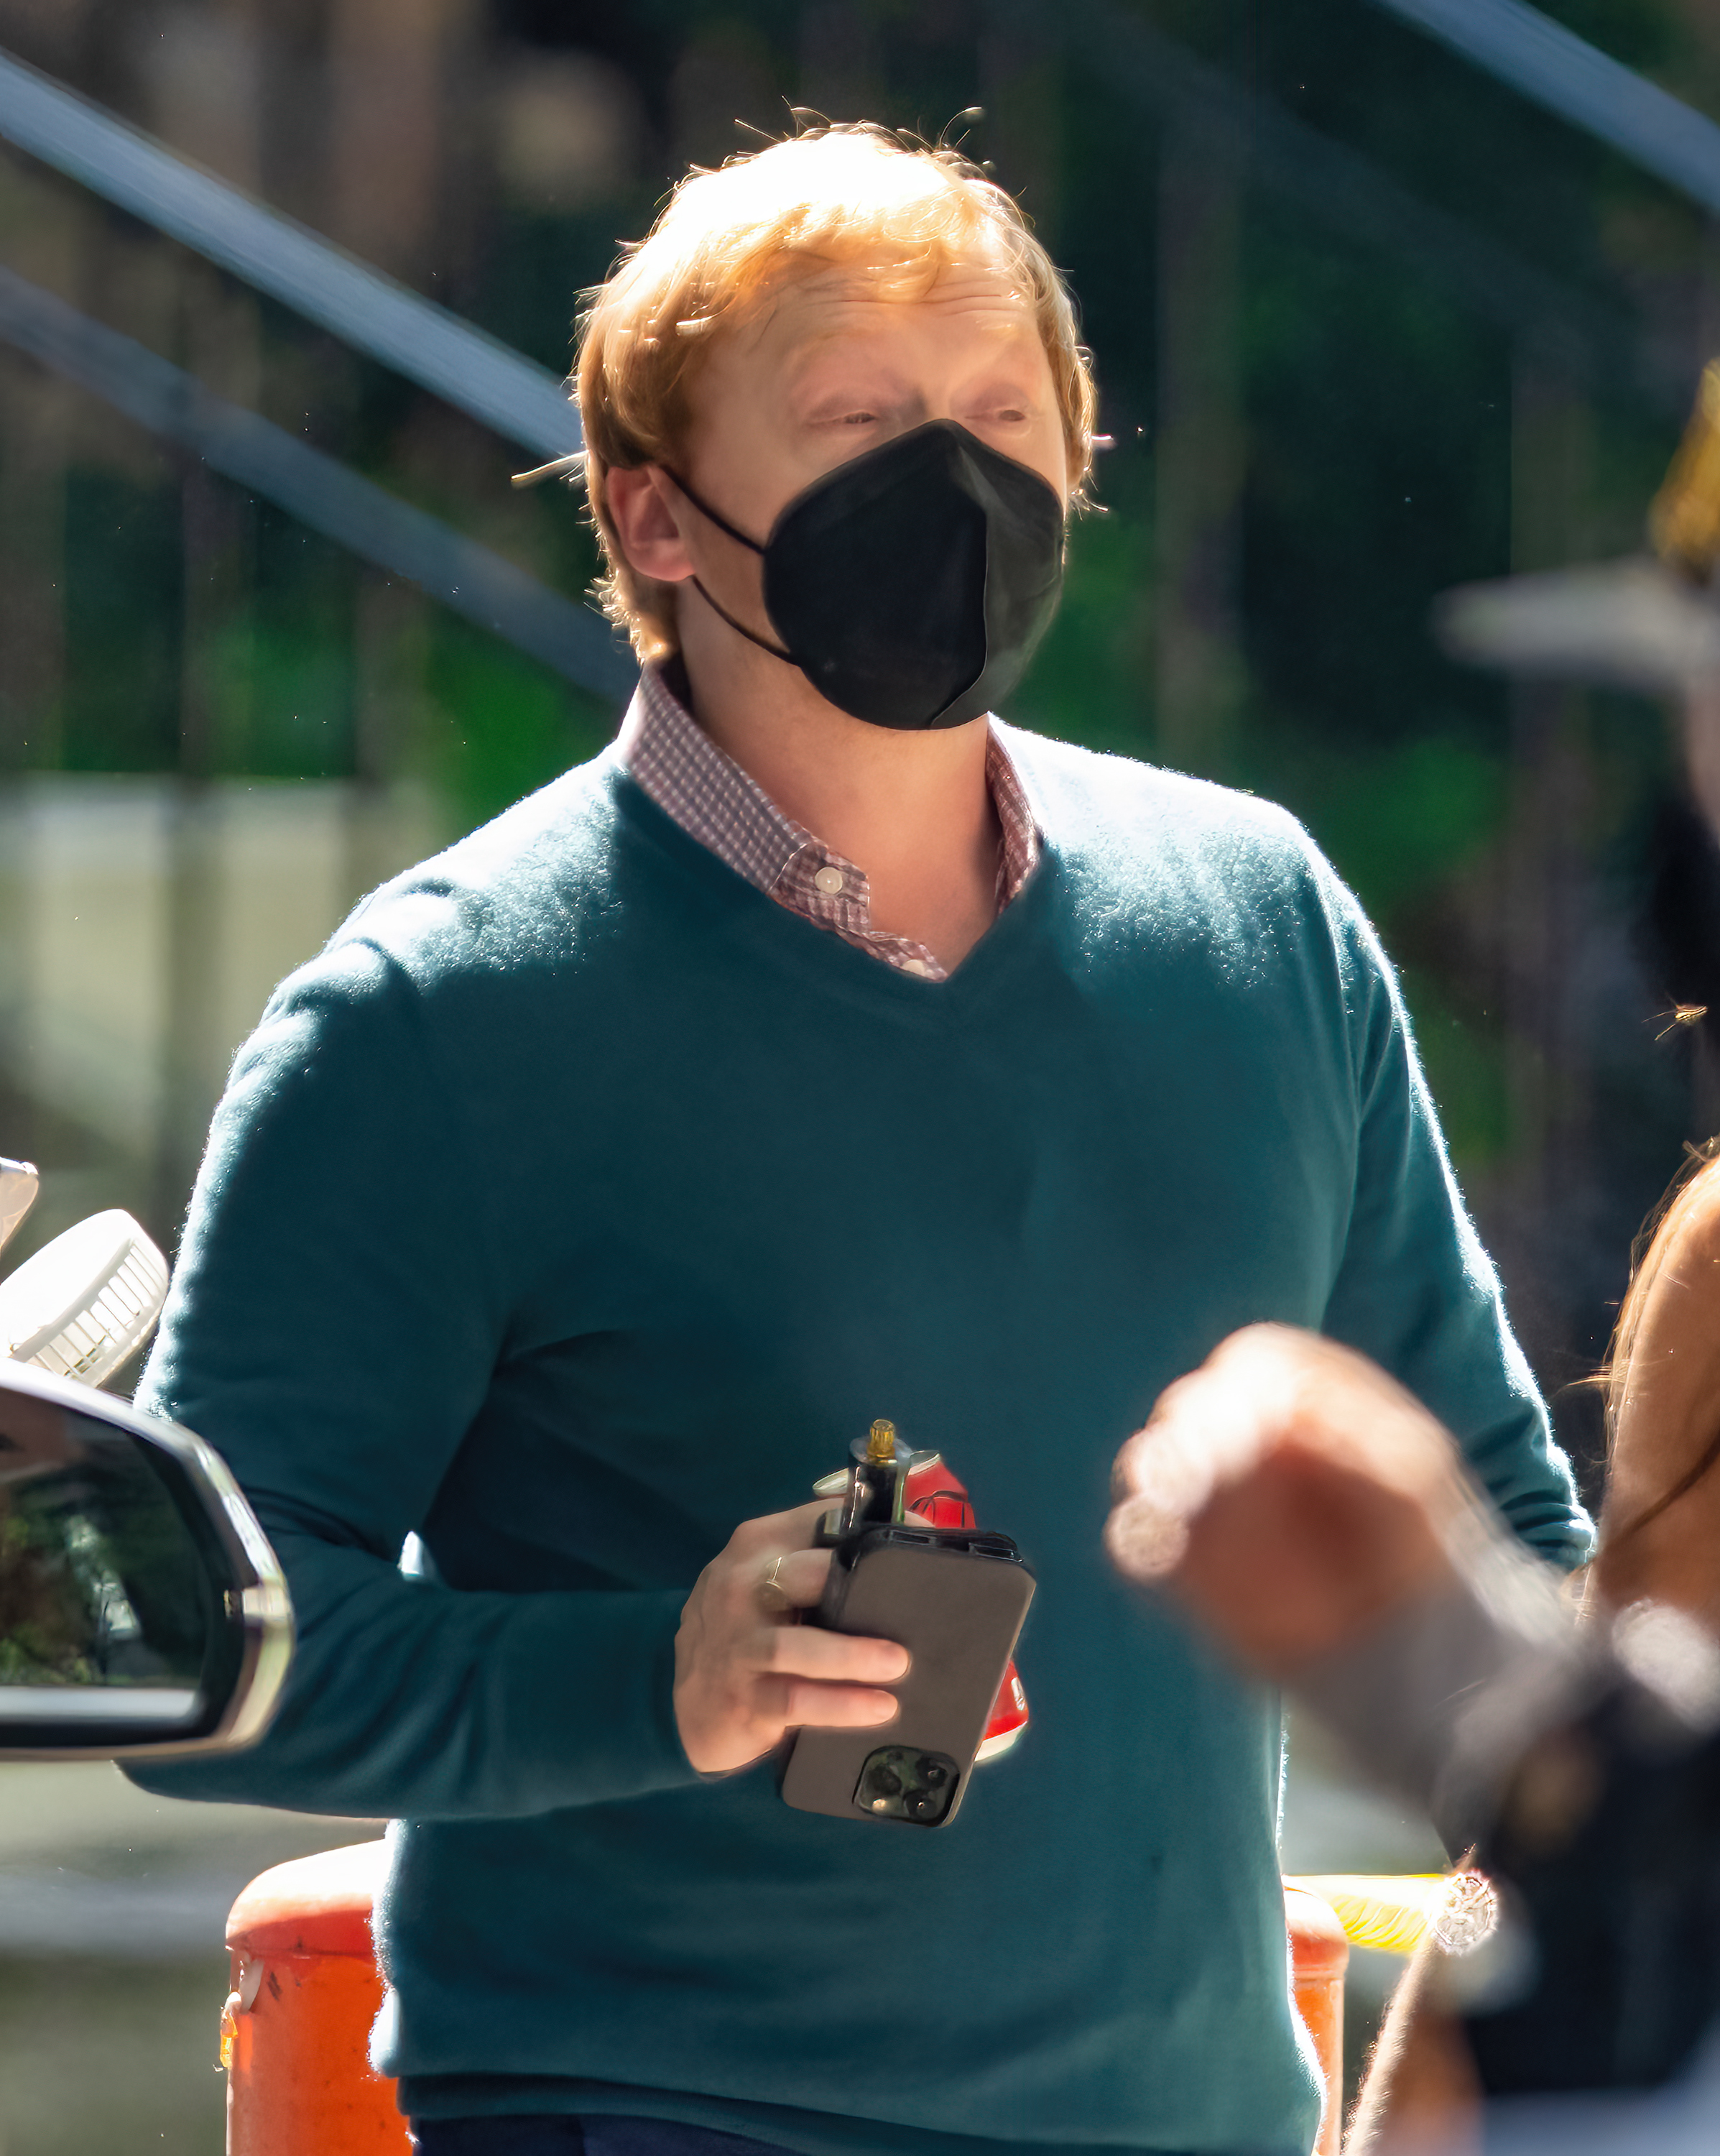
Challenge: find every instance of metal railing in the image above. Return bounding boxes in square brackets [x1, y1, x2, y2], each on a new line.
[0, 44, 631, 710]
[0, 47, 580, 461]
[1374, 0, 1720, 219]
[0, 267, 633, 702]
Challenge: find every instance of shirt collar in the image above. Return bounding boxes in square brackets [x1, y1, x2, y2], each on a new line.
[617, 663, 1041, 909]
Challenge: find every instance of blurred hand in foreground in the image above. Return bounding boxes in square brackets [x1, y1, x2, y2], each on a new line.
[1104, 1324, 1481, 1675]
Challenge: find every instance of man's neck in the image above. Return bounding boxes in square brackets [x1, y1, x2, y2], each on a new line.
[676, 625, 1002, 974]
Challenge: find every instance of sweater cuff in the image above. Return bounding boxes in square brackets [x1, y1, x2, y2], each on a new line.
[499, 1585, 703, 1810]
[1290, 1524, 1586, 1857]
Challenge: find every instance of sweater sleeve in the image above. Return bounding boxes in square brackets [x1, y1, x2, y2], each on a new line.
[124, 937, 701, 1820]
[1314, 873, 1595, 1571]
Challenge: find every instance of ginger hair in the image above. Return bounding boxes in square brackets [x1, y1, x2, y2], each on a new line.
[572, 124, 1098, 663]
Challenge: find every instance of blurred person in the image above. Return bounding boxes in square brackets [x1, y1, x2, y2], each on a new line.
[1440, 357, 1720, 1097]
[1592, 1143, 1720, 1629]
[124, 128, 1589, 2156]
[1105, 1278, 1720, 2155]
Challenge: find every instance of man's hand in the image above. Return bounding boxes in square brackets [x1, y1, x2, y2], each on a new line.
[673, 1498, 910, 1774]
[1105, 1325, 1476, 1676]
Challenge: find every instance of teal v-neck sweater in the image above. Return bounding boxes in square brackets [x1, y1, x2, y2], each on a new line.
[131, 726, 1589, 2156]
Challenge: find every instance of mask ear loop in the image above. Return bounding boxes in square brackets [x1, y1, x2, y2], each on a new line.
[660, 468, 800, 668]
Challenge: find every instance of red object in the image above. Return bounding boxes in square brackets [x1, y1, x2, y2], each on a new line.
[903, 1452, 1030, 1759]
[222, 1841, 406, 2155]
[1284, 1883, 1350, 2156]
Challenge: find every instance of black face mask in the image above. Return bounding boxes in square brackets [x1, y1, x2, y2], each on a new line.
[666, 420, 1065, 731]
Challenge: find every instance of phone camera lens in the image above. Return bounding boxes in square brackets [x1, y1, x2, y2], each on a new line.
[853, 1746, 958, 1824]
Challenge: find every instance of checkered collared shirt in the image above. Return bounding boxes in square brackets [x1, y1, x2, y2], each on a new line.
[617, 665, 1040, 983]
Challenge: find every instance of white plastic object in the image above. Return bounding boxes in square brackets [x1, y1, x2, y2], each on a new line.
[0, 1158, 38, 1261]
[0, 1210, 170, 1388]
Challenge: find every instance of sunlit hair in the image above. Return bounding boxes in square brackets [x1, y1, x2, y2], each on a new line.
[1601, 1138, 1720, 1552]
[573, 124, 1098, 663]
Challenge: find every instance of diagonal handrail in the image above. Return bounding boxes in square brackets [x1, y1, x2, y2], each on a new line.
[0, 44, 581, 462]
[1373, 0, 1720, 220]
[0, 263, 634, 702]
[1065, 0, 1665, 401]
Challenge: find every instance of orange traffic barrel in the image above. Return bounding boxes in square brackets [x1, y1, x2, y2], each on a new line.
[223, 1839, 405, 2155]
[1285, 1881, 1350, 2156]
[222, 1846, 1349, 2156]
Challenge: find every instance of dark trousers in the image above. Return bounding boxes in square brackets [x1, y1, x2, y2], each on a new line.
[410, 2119, 797, 2156]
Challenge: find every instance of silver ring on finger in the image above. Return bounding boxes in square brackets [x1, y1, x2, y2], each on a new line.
[758, 1554, 794, 1616]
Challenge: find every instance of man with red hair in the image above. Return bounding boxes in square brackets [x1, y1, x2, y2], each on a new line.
[131, 129, 1589, 2156]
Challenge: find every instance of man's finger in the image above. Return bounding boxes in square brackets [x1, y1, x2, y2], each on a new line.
[752, 1545, 831, 1610]
[762, 1623, 909, 1684]
[779, 1679, 902, 1731]
[730, 1497, 841, 1558]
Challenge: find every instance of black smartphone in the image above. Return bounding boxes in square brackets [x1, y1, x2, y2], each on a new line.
[780, 1524, 1035, 1827]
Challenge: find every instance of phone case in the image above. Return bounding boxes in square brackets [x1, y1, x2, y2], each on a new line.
[780, 1525, 1035, 1827]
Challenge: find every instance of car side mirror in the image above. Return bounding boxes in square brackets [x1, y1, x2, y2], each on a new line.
[0, 1360, 292, 1758]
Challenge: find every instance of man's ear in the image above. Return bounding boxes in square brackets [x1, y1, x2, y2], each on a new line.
[606, 466, 697, 586]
